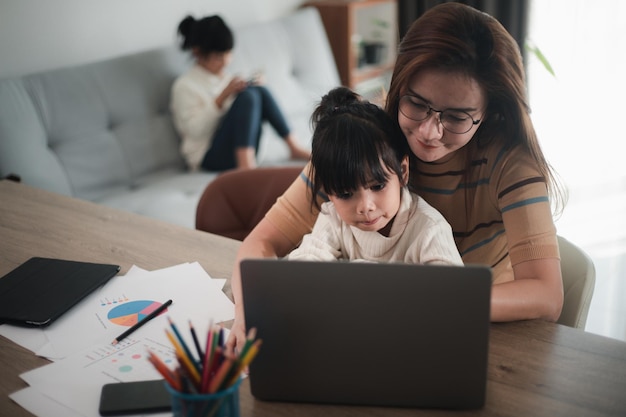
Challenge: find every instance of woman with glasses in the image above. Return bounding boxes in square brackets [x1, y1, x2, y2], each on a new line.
[227, 2, 566, 351]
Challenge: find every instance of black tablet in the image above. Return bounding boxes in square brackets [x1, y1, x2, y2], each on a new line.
[0, 257, 120, 326]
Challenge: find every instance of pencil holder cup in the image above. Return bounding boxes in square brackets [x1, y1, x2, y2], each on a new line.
[165, 378, 242, 417]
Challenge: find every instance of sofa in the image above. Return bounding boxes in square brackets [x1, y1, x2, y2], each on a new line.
[0, 7, 340, 229]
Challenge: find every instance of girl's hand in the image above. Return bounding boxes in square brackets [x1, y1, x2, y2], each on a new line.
[225, 313, 247, 357]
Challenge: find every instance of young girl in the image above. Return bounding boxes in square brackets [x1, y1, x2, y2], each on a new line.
[287, 87, 462, 265]
[170, 15, 309, 171]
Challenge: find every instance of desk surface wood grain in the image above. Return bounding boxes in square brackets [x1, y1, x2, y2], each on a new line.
[1, 180, 626, 417]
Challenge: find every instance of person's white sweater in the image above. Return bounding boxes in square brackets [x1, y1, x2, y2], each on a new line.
[288, 188, 463, 265]
[170, 64, 235, 171]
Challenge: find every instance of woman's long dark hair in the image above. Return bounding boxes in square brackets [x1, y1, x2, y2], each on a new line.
[386, 2, 566, 215]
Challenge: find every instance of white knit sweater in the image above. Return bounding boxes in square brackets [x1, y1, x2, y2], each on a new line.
[170, 64, 235, 171]
[288, 188, 463, 265]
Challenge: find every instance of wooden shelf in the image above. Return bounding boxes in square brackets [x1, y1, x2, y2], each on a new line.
[304, 0, 398, 92]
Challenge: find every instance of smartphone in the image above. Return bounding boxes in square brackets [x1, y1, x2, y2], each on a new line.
[247, 70, 263, 86]
[98, 379, 171, 416]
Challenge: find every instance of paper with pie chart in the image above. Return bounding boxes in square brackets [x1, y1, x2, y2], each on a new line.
[35, 262, 235, 360]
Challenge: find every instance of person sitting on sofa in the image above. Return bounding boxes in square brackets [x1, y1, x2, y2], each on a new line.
[170, 15, 310, 171]
[287, 86, 462, 266]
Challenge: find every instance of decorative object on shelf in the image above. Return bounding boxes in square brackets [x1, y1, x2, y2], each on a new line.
[351, 33, 366, 68]
[363, 17, 390, 65]
[363, 42, 386, 65]
[304, 0, 397, 91]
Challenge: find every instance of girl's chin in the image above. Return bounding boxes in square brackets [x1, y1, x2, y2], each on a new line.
[357, 220, 393, 233]
[357, 222, 380, 231]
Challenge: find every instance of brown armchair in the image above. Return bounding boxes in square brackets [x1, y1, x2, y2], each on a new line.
[195, 166, 303, 241]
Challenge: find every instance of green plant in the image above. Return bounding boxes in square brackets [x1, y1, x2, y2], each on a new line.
[370, 17, 390, 42]
[525, 39, 556, 77]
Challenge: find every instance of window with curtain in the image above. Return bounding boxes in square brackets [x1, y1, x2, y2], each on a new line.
[527, 0, 626, 251]
[397, 0, 626, 341]
[527, 0, 626, 341]
[398, 0, 529, 59]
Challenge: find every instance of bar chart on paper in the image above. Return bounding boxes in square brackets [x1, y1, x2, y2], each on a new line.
[107, 300, 170, 327]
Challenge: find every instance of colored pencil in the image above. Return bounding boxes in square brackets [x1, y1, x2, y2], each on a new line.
[168, 317, 201, 372]
[237, 327, 257, 360]
[189, 320, 204, 360]
[226, 339, 262, 388]
[146, 350, 180, 391]
[201, 322, 216, 392]
[147, 320, 262, 396]
[165, 329, 201, 386]
[207, 354, 235, 393]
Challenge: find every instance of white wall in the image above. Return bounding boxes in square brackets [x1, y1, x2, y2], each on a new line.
[0, 0, 306, 79]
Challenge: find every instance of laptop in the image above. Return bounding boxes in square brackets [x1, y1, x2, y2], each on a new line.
[240, 259, 492, 410]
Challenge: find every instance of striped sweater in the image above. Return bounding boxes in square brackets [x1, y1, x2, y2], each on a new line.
[266, 141, 559, 284]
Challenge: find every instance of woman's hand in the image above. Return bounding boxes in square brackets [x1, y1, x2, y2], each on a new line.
[247, 70, 265, 86]
[225, 76, 248, 95]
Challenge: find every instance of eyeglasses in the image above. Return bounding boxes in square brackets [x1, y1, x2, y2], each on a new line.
[398, 95, 481, 134]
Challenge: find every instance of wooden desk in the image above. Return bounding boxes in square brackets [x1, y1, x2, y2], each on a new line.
[2, 180, 626, 417]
